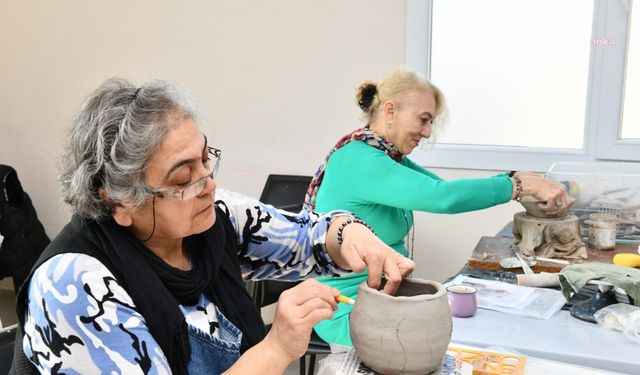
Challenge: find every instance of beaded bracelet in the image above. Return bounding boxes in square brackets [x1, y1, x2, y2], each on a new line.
[337, 218, 375, 245]
[512, 174, 523, 201]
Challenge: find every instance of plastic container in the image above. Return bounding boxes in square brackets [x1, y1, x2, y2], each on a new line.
[586, 213, 618, 250]
[546, 162, 640, 244]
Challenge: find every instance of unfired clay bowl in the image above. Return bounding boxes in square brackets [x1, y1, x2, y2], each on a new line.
[520, 195, 571, 219]
[519, 196, 552, 218]
[349, 278, 452, 375]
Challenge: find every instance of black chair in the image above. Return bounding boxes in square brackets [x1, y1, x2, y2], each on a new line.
[0, 324, 17, 375]
[253, 174, 331, 375]
[258, 174, 314, 213]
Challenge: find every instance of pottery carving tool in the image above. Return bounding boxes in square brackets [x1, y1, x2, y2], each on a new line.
[499, 257, 537, 269]
[500, 255, 569, 271]
[613, 253, 640, 268]
[336, 294, 355, 305]
[511, 244, 534, 274]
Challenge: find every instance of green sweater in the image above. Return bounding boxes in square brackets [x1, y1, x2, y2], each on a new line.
[313, 141, 513, 346]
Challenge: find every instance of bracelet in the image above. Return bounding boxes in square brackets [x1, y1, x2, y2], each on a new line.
[508, 170, 517, 178]
[337, 218, 375, 245]
[512, 174, 523, 201]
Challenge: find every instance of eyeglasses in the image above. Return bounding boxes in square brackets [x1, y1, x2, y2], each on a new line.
[145, 146, 221, 200]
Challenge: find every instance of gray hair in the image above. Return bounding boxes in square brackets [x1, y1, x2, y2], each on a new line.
[59, 78, 198, 219]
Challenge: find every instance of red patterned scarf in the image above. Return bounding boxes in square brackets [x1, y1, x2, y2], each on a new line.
[303, 127, 403, 210]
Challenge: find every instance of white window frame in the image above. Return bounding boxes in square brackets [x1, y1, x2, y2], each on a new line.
[406, 0, 639, 172]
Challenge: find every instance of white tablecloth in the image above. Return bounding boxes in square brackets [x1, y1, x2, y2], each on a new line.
[451, 308, 639, 374]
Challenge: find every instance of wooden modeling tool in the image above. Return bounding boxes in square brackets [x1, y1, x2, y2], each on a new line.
[336, 294, 355, 305]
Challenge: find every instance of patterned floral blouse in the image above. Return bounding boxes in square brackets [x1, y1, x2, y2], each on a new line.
[22, 189, 349, 374]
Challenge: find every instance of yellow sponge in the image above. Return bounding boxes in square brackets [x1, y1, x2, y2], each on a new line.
[613, 253, 640, 268]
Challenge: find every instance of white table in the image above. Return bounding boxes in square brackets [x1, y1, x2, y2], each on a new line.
[316, 342, 623, 375]
[451, 308, 639, 374]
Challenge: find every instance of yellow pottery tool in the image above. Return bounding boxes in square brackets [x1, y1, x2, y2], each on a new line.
[613, 253, 640, 268]
[336, 294, 355, 305]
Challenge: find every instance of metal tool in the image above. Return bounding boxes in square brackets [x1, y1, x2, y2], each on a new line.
[510, 244, 534, 274]
[500, 255, 571, 270]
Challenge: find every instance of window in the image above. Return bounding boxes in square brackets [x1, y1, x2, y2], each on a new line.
[406, 0, 640, 171]
[622, 2, 640, 139]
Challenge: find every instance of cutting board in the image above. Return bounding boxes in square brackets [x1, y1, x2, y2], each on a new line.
[467, 236, 638, 273]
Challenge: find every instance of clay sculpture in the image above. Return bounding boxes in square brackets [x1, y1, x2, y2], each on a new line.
[350, 278, 452, 374]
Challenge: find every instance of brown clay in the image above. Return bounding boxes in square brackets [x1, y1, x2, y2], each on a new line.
[512, 212, 586, 259]
[519, 196, 564, 218]
[349, 278, 452, 375]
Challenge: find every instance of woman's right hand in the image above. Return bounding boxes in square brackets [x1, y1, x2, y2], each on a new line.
[514, 171, 574, 215]
[224, 280, 339, 375]
[263, 279, 340, 363]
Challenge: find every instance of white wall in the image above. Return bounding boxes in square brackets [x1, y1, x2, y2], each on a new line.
[0, 0, 522, 283]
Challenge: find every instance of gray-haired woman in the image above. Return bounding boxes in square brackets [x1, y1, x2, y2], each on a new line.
[14, 78, 414, 375]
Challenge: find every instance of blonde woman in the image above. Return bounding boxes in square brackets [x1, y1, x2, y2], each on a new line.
[305, 68, 571, 346]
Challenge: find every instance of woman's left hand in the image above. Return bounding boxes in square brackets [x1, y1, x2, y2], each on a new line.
[327, 218, 415, 295]
[515, 171, 575, 215]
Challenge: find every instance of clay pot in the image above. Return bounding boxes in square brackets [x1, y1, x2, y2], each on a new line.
[519, 196, 568, 219]
[349, 278, 452, 375]
[519, 196, 548, 218]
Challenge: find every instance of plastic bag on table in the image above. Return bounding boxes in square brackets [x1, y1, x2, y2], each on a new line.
[594, 303, 640, 344]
